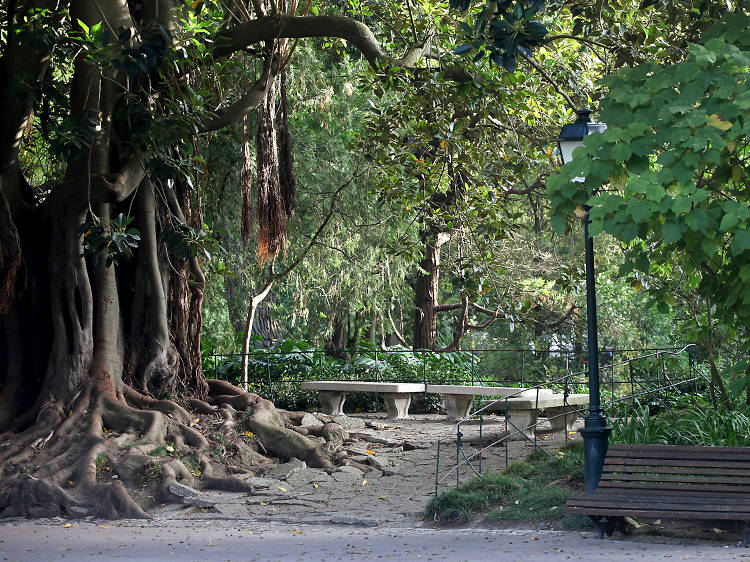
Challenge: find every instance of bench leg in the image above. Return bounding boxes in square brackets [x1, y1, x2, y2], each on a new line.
[318, 391, 346, 416]
[740, 522, 749, 548]
[383, 393, 412, 420]
[443, 394, 474, 421]
[547, 405, 579, 433]
[506, 409, 537, 440]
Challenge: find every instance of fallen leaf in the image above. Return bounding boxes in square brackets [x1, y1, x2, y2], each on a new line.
[244, 431, 254, 438]
[63, 523, 72, 528]
[361, 479, 367, 486]
[278, 486, 287, 492]
[378, 496, 387, 500]
[366, 450, 376, 455]
[98, 525, 109, 528]
[165, 444, 175, 453]
[192, 418, 200, 423]
[295, 530, 303, 535]
[713, 528, 725, 534]
[260, 501, 268, 506]
[313, 484, 319, 489]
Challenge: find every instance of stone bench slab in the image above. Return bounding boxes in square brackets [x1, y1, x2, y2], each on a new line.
[485, 393, 589, 440]
[301, 381, 425, 420]
[301, 381, 425, 393]
[428, 386, 554, 421]
[425, 385, 551, 397]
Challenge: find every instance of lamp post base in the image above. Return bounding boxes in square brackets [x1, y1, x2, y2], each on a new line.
[580, 413, 611, 494]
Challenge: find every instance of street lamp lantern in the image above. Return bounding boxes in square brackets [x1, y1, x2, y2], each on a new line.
[556, 108, 611, 495]
[556, 108, 608, 168]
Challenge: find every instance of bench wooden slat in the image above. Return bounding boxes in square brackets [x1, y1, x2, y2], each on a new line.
[606, 446, 750, 461]
[604, 458, 750, 470]
[602, 464, 750, 477]
[608, 443, 750, 455]
[590, 486, 750, 499]
[597, 480, 750, 494]
[600, 473, 750, 485]
[569, 493, 750, 509]
[566, 506, 750, 520]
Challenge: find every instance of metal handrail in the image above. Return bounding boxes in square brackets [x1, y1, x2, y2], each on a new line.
[433, 344, 703, 495]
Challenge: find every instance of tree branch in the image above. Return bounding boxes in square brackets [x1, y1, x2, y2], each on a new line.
[520, 53, 577, 111]
[213, 14, 461, 78]
[199, 54, 275, 132]
[88, 155, 147, 203]
[545, 34, 610, 49]
[386, 300, 409, 347]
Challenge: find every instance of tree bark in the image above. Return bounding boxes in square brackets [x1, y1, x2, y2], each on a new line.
[412, 230, 450, 350]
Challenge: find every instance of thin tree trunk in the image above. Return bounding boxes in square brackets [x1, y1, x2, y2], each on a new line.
[241, 279, 275, 390]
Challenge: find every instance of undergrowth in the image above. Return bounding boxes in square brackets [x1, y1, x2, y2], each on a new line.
[610, 399, 750, 447]
[425, 441, 584, 525]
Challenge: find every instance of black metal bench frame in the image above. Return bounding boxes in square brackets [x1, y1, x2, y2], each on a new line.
[566, 443, 750, 545]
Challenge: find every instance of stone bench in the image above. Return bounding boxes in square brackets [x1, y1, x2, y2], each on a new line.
[301, 381, 425, 420]
[425, 385, 553, 421]
[485, 393, 589, 440]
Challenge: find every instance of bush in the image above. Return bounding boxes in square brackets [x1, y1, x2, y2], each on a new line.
[426, 441, 584, 523]
[610, 399, 750, 447]
[202, 339, 483, 411]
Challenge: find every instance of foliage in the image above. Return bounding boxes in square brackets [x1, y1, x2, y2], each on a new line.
[611, 399, 750, 447]
[609, 400, 672, 445]
[452, 0, 549, 72]
[203, 339, 480, 411]
[425, 441, 583, 522]
[549, 14, 750, 331]
[80, 213, 141, 267]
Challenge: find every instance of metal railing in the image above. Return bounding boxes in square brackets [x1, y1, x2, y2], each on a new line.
[202, 345, 697, 399]
[432, 344, 705, 496]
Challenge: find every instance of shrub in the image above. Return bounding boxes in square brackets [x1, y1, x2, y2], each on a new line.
[203, 339, 481, 411]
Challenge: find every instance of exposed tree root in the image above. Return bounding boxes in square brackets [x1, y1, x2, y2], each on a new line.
[0, 378, 346, 519]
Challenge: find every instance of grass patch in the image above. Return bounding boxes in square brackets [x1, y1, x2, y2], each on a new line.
[426, 441, 584, 524]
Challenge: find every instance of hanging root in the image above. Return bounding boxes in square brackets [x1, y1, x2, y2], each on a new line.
[0, 378, 346, 519]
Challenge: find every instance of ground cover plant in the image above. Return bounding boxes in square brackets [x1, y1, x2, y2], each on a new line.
[611, 399, 750, 447]
[425, 441, 584, 525]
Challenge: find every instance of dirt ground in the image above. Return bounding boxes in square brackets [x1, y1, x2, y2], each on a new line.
[144, 411, 576, 527]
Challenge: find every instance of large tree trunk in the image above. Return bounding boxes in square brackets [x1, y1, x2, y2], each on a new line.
[0, 0, 352, 520]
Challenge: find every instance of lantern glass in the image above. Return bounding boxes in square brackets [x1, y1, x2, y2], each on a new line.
[558, 139, 584, 166]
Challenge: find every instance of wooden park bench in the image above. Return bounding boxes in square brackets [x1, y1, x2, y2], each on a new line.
[300, 381, 425, 420]
[566, 443, 750, 545]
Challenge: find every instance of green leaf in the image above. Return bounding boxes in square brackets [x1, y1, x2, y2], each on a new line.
[731, 229, 750, 256]
[719, 212, 738, 232]
[610, 143, 632, 163]
[662, 222, 684, 244]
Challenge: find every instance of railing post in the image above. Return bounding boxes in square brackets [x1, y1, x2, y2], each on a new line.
[479, 412, 483, 474]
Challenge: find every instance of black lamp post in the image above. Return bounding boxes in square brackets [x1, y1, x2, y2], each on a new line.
[557, 108, 611, 494]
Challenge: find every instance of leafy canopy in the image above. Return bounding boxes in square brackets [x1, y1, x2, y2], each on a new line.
[548, 13, 750, 325]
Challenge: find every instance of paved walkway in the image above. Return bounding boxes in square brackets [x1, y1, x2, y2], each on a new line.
[0, 519, 746, 561]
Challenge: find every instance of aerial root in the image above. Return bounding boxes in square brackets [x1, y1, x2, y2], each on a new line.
[123, 385, 193, 424]
[0, 378, 351, 519]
